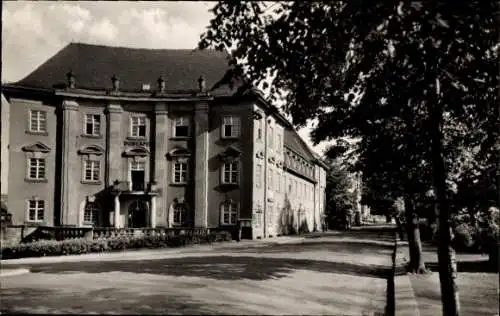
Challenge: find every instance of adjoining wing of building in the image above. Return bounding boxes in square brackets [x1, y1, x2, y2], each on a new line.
[0, 42, 327, 239]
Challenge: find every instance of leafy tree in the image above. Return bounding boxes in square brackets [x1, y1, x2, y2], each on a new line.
[200, 2, 498, 314]
[323, 157, 355, 228]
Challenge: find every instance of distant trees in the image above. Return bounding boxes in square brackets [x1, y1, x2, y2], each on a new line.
[323, 158, 355, 229]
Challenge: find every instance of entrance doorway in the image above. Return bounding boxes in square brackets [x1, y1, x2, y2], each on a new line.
[128, 200, 148, 228]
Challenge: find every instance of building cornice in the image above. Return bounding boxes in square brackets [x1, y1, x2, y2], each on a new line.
[54, 90, 215, 102]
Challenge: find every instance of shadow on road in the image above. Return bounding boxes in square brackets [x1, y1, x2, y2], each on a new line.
[424, 259, 497, 273]
[0, 287, 212, 315]
[26, 256, 392, 281]
[217, 240, 394, 256]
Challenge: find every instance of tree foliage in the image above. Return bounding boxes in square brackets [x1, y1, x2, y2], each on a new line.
[200, 2, 498, 314]
[324, 158, 355, 222]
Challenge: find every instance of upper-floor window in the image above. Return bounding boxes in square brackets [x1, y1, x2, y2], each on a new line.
[222, 116, 240, 138]
[256, 164, 262, 188]
[28, 158, 46, 180]
[27, 199, 44, 222]
[173, 117, 190, 137]
[130, 161, 146, 191]
[130, 116, 146, 138]
[268, 127, 274, 148]
[268, 169, 273, 190]
[83, 160, 101, 182]
[277, 134, 282, 151]
[84, 114, 101, 136]
[257, 119, 263, 141]
[29, 110, 47, 133]
[222, 161, 239, 184]
[173, 161, 188, 184]
[221, 201, 238, 225]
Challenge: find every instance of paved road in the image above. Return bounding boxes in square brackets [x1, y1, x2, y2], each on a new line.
[1, 225, 395, 315]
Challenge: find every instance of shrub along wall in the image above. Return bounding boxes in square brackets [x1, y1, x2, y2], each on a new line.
[0, 230, 233, 260]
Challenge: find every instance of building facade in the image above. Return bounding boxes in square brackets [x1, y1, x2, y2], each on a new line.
[0, 43, 327, 239]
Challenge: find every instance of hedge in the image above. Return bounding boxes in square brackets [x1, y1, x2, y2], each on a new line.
[0, 230, 233, 260]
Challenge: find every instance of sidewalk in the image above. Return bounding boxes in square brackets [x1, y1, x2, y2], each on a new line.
[393, 236, 499, 316]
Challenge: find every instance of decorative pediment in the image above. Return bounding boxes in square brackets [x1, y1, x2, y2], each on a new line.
[78, 145, 104, 156]
[218, 145, 242, 162]
[22, 142, 51, 153]
[252, 110, 263, 120]
[173, 197, 186, 205]
[167, 147, 191, 158]
[123, 146, 150, 157]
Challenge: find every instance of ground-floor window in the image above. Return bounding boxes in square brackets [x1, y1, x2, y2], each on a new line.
[84, 202, 100, 226]
[27, 200, 44, 222]
[172, 202, 188, 225]
[221, 201, 238, 225]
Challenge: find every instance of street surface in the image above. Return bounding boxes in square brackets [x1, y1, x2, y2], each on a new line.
[1, 225, 395, 315]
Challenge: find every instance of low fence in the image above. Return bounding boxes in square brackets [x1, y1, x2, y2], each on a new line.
[1, 225, 218, 245]
[92, 227, 210, 240]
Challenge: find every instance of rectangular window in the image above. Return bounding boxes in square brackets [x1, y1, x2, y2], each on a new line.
[84, 114, 101, 136]
[28, 158, 46, 180]
[277, 134, 282, 151]
[223, 161, 239, 184]
[268, 205, 273, 225]
[256, 164, 262, 188]
[221, 203, 238, 225]
[29, 110, 47, 133]
[222, 116, 241, 138]
[173, 117, 190, 137]
[268, 127, 274, 148]
[173, 162, 188, 184]
[268, 169, 273, 190]
[130, 116, 146, 138]
[84, 160, 100, 182]
[131, 161, 146, 191]
[257, 120, 262, 140]
[27, 200, 44, 222]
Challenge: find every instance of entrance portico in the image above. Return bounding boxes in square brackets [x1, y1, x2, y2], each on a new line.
[111, 181, 159, 228]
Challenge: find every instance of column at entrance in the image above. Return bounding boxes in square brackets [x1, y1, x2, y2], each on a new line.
[150, 196, 157, 228]
[114, 194, 121, 228]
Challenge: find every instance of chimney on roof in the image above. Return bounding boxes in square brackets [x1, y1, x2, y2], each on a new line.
[66, 71, 76, 89]
[111, 75, 120, 91]
[157, 76, 166, 92]
[198, 75, 206, 93]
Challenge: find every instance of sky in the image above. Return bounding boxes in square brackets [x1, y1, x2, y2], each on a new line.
[2, 1, 329, 155]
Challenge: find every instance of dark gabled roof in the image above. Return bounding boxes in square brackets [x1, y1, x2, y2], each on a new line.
[284, 127, 316, 161]
[9, 43, 236, 94]
[6, 42, 325, 169]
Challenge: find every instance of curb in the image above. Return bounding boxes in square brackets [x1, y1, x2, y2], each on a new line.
[393, 234, 420, 316]
[0, 268, 30, 277]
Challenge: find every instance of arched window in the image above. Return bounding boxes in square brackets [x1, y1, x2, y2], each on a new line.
[83, 202, 100, 226]
[172, 202, 188, 225]
[220, 200, 238, 225]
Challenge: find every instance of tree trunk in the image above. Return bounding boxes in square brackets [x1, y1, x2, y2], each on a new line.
[429, 93, 460, 316]
[404, 195, 428, 273]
